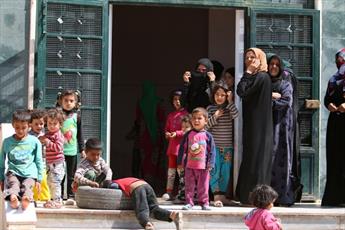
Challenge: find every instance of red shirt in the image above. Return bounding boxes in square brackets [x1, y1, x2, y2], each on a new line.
[113, 177, 142, 197]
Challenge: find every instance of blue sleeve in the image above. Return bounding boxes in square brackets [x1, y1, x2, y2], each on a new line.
[273, 81, 293, 111]
[206, 132, 216, 168]
[34, 139, 44, 182]
[0, 140, 7, 181]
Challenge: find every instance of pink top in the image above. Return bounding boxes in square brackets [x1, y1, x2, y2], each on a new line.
[165, 108, 188, 156]
[244, 208, 281, 230]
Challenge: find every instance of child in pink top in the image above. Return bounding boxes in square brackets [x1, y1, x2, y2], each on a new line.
[244, 184, 283, 230]
[162, 89, 188, 201]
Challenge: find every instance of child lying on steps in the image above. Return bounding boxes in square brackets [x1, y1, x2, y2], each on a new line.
[113, 177, 183, 230]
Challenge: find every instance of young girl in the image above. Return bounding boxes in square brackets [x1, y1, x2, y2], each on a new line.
[39, 109, 65, 208]
[162, 89, 188, 201]
[244, 184, 283, 230]
[206, 83, 238, 207]
[56, 90, 84, 203]
[177, 107, 216, 211]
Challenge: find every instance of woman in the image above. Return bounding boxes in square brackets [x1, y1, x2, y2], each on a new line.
[268, 54, 295, 206]
[322, 48, 345, 206]
[236, 48, 273, 205]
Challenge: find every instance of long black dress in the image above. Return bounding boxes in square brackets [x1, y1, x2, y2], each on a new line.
[236, 71, 273, 204]
[322, 71, 345, 206]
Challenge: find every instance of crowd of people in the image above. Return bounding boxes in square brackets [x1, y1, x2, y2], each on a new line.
[1, 47, 345, 230]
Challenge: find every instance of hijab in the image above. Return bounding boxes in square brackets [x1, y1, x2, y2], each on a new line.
[335, 48, 345, 69]
[196, 58, 214, 72]
[139, 81, 161, 142]
[267, 54, 284, 92]
[245, 48, 268, 72]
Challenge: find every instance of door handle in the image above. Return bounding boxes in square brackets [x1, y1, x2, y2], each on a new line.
[305, 99, 320, 109]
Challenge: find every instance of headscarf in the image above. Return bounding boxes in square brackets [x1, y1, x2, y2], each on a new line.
[327, 48, 345, 96]
[139, 81, 161, 142]
[196, 58, 214, 72]
[267, 54, 284, 92]
[169, 89, 185, 107]
[245, 48, 268, 72]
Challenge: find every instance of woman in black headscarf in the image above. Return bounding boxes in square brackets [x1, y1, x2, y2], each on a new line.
[236, 48, 273, 205]
[268, 54, 295, 206]
[182, 58, 216, 112]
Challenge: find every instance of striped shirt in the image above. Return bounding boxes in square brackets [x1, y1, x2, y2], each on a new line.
[74, 157, 112, 185]
[206, 102, 239, 147]
[45, 130, 65, 164]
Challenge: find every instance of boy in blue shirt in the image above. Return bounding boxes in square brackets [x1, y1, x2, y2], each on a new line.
[0, 110, 44, 210]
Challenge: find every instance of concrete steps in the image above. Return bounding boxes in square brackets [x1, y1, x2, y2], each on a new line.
[34, 203, 345, 230]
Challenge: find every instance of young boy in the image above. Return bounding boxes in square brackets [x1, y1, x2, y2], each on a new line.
[113, 177, 183, 230]
[0, 110, 44, 210]
[73, 138, 112, 189]
[177, 107, 216, 211]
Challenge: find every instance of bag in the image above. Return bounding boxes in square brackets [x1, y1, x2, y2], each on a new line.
[33, 170, 51, 201]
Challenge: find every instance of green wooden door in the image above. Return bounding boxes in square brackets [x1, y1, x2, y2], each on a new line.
[249, 8, 320, 200]
[36, 0, 109, 153]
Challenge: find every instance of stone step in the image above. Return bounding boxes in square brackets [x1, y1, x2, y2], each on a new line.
[5, 201, 37, 230]
[35, 203, 345, 229]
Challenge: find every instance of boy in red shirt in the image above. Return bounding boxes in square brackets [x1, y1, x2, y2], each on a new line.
[113, 177, 182, 230]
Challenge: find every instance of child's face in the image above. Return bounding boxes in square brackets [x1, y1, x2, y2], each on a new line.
[172, 95, 182, 111]
[86, 149, 102, 164]
[191, 112, 207, 131]
[30, 118, 45, 134]
[61, 94, 77, 111]
[47, 117, 61, 133]
[214, 88, 227, 105]
[12, 121, 30, 140]
[181, 121, 191, 132]
[223, 72, 234, 88]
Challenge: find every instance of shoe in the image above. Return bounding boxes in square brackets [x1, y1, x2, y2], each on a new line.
[182, 204, 193, 210]
[173, 212, 183, 230]
[162, 193, 171, 201]
[201, 205, 211, 210]
[64, 198, 76, 206]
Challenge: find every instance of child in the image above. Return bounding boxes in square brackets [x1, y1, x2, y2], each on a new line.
[73, 138, 113, 189]
[29, 109, 51, 202]
[56, 90, 84, 203]
[0, 110, 44, 210]
[177, 107, 216, 210]
[112, 177, 183, 230]
[244, 184, 283, 230]
[206, 83, 239, 207]
[162, 89, 188, 201]
[39, 109, 65, 208]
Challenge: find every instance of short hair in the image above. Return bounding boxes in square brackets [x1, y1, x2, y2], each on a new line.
[46, 108, 65, 124]
[191, 107, 208, 119]
[30, 109, 46, 122]
[181, 114, 192, 124]
[85, 138, 103, 151]
[249, 184, 278, 209]
[12, 110, 31, 123]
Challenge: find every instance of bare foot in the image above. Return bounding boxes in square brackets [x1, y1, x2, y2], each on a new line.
[170, 211, 183, 230]
[21, 195, 30, 210]
[10, 194, 19, 209]
[144, 222, 155, 230]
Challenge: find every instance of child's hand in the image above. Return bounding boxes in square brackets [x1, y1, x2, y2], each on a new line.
[183, 71, 191, 83]
[35, 182, 41, 195]
[177, 167, 184, 176]
[80, 150, 86, 159]
[207, 166, 213, 171]
[170, 132, 176, 138]
[90, 181, 99, 188]
[207, 71, 216, 82]
[165, 132, 171, 139]
[38, 136, 49, 145]
[227, 91, 234, 103]
[0, 181, 4, 191]
[214, 109, 224, 119]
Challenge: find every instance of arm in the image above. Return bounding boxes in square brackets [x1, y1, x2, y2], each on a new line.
[237, 72, 269, 98]
[74, 163, 97, 187]
[34, 139, 44, 182]
[77, 112, 85, 152]
[227, 102, 239, 119]
[262, 211, 283, 230]
[0, 142, 6, 182]
[100, 159, 113, 181]
[45, 132, 64, 153]
[206, 132, 216, 170]
[273, 81, 293, 111]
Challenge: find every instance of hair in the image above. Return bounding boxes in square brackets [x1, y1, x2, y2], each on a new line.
[191, 107, 208, 119]
[169, 89, 184, 107]
[46, 108, 65, 124]
[85, 138, 103, 151]
[30, 109, 46, 122]
[56, 89, 81, 109]
[181, 114, 192, 125]
[225, 67, 235, 78]
[211, 83, 229, 104]
[249, 184, 278, 209]
[12, 109, 31, 123]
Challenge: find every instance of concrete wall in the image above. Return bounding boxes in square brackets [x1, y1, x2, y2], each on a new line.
[319, 0, 345, 197]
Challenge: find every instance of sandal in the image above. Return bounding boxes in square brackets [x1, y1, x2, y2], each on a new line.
[214, 200, 223, 207]
[44, 200, 62, 209]
[145, 222, 155, 230]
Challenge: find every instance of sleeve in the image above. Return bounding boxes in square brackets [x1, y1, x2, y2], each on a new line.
[77, 112, 85, 152]
[101, 159, 113, 181]
[273, 81, 293, 111]
[227, 102, 239, 119]
[74, 162, 91, 185]
[175, 130, 185, 138]
[237, 72, 268, 98]
[0, 141, 7, 181]
[165, 113, 172, 133]
[34, 139, 44, 182]
[206, 106, 218, 129]
[45, 132, 64, 153]
[262, 211, 281, 230]
[177, 132, 189, 166]
[324, 79, 333, 108]
[206, 132, 216, 169]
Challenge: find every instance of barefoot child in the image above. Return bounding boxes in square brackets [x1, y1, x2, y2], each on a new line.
[113, 177, 183, 230]
[0, 110, 44, 210]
